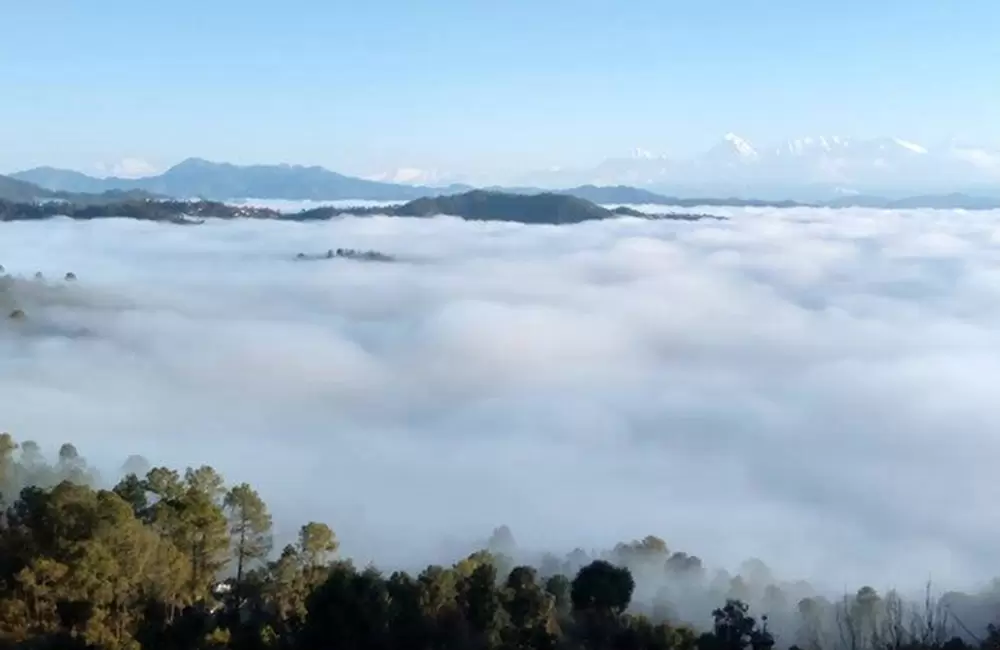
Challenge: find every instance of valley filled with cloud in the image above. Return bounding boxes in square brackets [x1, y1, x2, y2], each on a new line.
[1, 206, 998, 598]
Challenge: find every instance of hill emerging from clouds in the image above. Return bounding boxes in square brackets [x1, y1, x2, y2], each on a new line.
[10, 157, 1000, 210]
[0, 191, 723, 225]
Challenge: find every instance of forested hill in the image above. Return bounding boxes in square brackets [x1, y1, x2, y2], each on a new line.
[287, 191, 721, 223]
[0, 431, 997, 650]
[0, 198, 273, 224]
[0, 191, 723, 225]
[393, 190, 613, 222]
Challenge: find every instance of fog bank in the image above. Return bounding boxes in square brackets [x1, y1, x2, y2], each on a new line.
[2, 206, 999, 597]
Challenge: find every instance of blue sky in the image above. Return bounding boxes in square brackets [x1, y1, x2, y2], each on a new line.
[2, 0, 999, 178]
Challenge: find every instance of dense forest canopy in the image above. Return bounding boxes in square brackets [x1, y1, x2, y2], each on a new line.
[0, 432, 998, 650]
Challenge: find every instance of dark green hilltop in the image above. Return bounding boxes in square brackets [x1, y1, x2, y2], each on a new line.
[0, 190, 723, 225]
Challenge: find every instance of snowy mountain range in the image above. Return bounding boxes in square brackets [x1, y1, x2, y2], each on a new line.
[516, 135, 1000, 198]
[11, 134, 1000, 204]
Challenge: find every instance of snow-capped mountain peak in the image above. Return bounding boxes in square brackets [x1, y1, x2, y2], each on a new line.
[364, 167, 463, 186]
[522, 134, 1000, 191]
[776, 136, 851, 156]
[946, 143, 1000, 175]
[890, 138, 928, 154]
[772, 135, 928, 158]
[721, 133, 759, 159]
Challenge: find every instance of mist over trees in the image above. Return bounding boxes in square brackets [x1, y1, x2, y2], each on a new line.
[0, 433, 999, 650]
[0, 192, 724, 226]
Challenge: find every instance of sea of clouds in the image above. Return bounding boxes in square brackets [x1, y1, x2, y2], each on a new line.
[2, 205, 1000, 597]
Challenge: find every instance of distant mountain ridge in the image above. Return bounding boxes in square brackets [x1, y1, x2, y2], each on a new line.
[519, 134, 1000, 198]
[20, 131, 1000, 199]
[8, 158, 1000, 210]
[11, 166, 113, 194]
[0, 175, 54, 202]
[0, 172, 157, 204]
[12, 158, 472, 202]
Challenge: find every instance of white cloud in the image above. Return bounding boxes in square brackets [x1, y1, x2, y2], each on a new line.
[948, 146, 1000, 178]
[2, 206, 1000, 601]
[94, 157, 159, 178]
[364, 167, 459, 186]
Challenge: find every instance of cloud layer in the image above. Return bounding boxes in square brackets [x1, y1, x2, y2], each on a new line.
[2, 206, 999, 595]
[94, 157, 160, 178]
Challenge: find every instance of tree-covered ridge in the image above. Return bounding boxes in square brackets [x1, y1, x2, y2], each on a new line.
[294, 248, 396, 262]
[0, 199, 278, 224]
[0, 432, 998, 650]
[0, 192, 723, 225]
[391, 190, 612, 223]
[358, 190, 723, 223]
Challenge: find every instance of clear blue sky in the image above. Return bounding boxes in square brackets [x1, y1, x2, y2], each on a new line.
[2, 0, 999, 178]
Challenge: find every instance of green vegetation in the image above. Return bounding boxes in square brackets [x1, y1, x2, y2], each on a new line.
[1, 270, 82, 322]
[0, 199, 271, 223]
[294, 248, 396, 262]
[392, 190, 613, 223]
[608, 206, 724, 220]
[0, 192, 722, 225]
[0, 432, 995, 650]
[295, 191, 721, 223]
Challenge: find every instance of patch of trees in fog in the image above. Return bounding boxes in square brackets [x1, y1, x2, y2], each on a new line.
[294, 248, 395, 262]
[0, 432, 998, 650]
